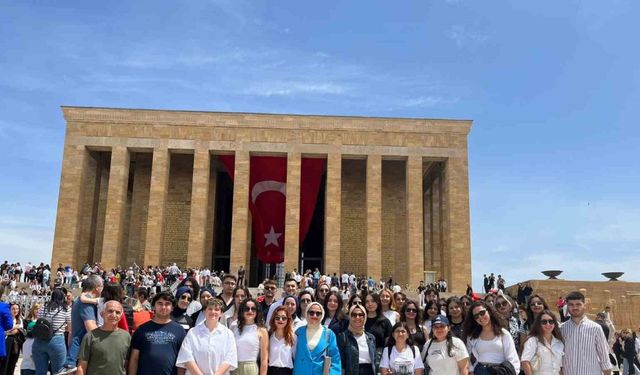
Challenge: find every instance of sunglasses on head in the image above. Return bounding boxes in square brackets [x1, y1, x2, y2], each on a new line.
[540, 319, 555, 326]
[308, 310, 322, 317]
[473, 309, 487, 320]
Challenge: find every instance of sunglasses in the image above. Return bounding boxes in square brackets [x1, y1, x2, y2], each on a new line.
[496, 301, 510, 308]
[473, 309, 488, 320]
[245, 306, 257, 312]
[265, 286, 276, 291]
[301, 299, 312, 303]
[540, 319, 555, 326]
[180, 295, 192, 301]
[351, 313, 365, 318]
[320, 288, 329, 292]
[406, 308, 418, 313]
[274, 316, 288, 322]
[308, 311, 322, 317]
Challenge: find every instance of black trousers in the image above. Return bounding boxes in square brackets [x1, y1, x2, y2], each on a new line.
[267, 366, 293, 375]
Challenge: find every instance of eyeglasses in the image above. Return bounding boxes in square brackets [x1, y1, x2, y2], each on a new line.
[351, 313, 365, 318]
[540, 319, 555, 326]
[496, 301, 510, 308]
[245, 306, 257, 312]
[180, 295, 192, 301]
[274, 316, 288, 322]
[473, 310, 488, 320]
[308, 310, 322, 317]
[406, 308, 417, 313]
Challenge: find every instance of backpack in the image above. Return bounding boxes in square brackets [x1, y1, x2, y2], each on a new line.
[32, 309, 61, 340]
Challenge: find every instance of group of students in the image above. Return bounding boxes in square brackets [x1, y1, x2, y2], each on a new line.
[1, 270, 625, 375]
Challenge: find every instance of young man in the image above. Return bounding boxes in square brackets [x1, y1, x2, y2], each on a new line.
[215, 274, 237, 311]
[265, 278, 299, 324]
[560, 291, 612, 375]
[259, 279, 277, 321]
[129, 291, 187, 375]
[61, 275, 103, 374]
[76, 300, 131, 375]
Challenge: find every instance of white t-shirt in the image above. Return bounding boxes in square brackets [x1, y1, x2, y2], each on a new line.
[520, 336, 564, 375]
[422, 337, 468, 375]
[355, 333, 372, 364]
[380, 345, 424, 374]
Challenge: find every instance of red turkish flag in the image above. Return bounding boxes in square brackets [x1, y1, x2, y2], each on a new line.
[219, 155, 325, 264]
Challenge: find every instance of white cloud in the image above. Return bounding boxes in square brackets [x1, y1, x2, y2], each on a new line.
[449, 25, 488, 47]
[243, 81, 349, 97]
[399, 95, 459, 108]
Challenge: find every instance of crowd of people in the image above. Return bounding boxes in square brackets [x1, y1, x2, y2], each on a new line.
[0, 261, 638, 375]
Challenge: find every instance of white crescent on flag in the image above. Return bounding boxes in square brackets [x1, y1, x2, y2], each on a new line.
[251, 180, 287, 203]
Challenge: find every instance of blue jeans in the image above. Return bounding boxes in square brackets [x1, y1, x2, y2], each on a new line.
[32, 335, 67, 375]
[21, 370, 36, 375]
[65, 333, 83, 368]
[472, 363, 491, 375]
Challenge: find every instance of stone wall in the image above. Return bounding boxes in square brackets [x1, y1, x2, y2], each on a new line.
[506, 279, 640, 330]
[340, 159, 367, 276]
[162, 154, 193, 266]
[382, 160, 407, 284]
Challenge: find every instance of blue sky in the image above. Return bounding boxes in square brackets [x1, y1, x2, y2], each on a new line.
[1, 1, 638, 290]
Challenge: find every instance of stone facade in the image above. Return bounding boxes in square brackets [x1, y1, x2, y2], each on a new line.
[51, 107, 473, 293]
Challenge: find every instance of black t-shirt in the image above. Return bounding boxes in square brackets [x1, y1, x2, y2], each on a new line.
[131, 320, 187, 375]
[365, 316, 392, 348]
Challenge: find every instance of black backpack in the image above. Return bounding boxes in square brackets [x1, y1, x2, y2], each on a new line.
[32, 309, 61, 340]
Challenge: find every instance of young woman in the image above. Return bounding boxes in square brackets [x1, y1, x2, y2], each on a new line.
[380, 322, 424, 375]
[315, 284, 330, 305]
[268, 307, 295, 375]
[423, 300, 439, 333]
[393, 292, 407, 312]
[297, 291, 314, 328]
[494, 294, 523, 350]
[2, 303, 24, 375]
[348, 294, 363, 309]
[459, 295, 473, 317]
[445, 297, 465, 340]
[282, 295, 303, 330]
[520, 310, 564, 375]
[177, 299, 238, 375]
[172, 286, 195, 332]
[422, 315, 469, 375]
[463, 301, 520, 375]
[364, 292, 393, 370]
[336, 304, 377, 375]
[293, 302, 341, 375]
[523, 295, 550, 333]
[399, 300, 427, 351]
[234, 299, 269, 375]
[189, 286, 216, 327]
[380, 289, 400, 326]
[32, 289, 72, 375]
[322, 291, 347, 334]
[223, 286, 250, 328]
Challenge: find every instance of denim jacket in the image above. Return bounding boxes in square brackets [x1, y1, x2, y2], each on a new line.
[337, 330, 377, 375]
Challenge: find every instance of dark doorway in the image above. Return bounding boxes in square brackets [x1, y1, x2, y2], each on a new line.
[212, 170, 232, 274]
[300, 172, 326, 273]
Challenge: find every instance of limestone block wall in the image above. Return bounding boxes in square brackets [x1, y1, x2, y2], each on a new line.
[381, 160, 407, 284]
[341, 159, 367, 276]
[162, 154, 193, 265]
[506, 279, 640, 330]
[126, 153, 151, 266]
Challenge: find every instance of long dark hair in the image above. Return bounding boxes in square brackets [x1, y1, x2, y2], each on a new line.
[179, 276, 200, 300]
[526, 294, 550, 327]
[424, 300, 439, 321]
[364, 291, 384, 319]
[297, 290, 314, 318]
[526, 309, 563, 344]
[462, 301, 505, 341]
[9, 303, 23, 325]
[445, 296, 464, 323]
[428, 322, 455, 357]
[323, 291, 345, 321]
[46, 289, 68, 312]
[237, 298, 264, 334]
[101, 283, 125, 302]
[387, 321, 415, 349]
[399, 299, 423, 325]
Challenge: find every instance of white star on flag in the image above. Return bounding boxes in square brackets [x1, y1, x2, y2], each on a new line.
[264, 226, 282, 247]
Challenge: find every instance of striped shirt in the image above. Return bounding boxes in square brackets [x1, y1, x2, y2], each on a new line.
[38, 306, 72, 335]
[560, 316, 612, 375]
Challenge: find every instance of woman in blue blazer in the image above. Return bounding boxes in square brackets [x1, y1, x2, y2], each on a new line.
[293, 302, 341, 375]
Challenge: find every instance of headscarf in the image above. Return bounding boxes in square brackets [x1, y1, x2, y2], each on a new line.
[283, 295, 299, 318]
[305, 301, 325, 323]
[348, 304, 366, 336]
[199, 286, 216, 298]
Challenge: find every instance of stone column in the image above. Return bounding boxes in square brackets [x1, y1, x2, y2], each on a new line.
[144, 148, 170, 267]
[101, 146, 130, 269]
[51, 145, 89, 268]
[444, 155, 471, 295]
[230, 151, 251, 276]
[187, 147, 211, 268]
[324, 153, 341, 275]
[284, 152, 301, 273]
[406, 156, 425, 288]
[366, 154, 382, 281]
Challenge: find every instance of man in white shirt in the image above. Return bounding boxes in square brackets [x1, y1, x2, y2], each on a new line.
[265, 278, 299, 325]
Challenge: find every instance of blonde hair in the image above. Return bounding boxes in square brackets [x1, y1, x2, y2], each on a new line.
[26, 303, 41, 321]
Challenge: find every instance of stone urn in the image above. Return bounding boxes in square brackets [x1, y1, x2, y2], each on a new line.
[602, 272, 624, 281]
[541, 270, 563, 279]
